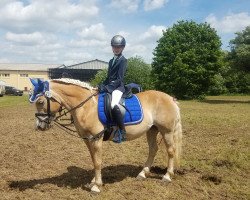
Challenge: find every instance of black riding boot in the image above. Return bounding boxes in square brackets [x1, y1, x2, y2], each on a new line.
[112, 105, 126, 142]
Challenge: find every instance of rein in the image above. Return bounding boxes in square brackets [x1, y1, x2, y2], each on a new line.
[54, 91, 98, 121]
[36, 91, 107, 141]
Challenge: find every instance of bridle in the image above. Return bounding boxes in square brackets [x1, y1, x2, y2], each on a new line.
[35, 90, 106, 141]
[35, 95, 54, 124]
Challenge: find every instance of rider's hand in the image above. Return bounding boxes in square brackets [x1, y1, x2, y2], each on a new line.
[98, 84, 106, 93]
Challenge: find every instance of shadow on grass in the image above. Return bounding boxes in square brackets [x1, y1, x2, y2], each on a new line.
[8, 165, 142, 191]
[202, 99, 250, 104]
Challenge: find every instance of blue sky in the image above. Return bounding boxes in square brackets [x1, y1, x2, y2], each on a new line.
[0, 0, 249, 65]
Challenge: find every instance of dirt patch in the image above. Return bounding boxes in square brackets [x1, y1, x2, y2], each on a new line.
[175, 167, 201, 175]
[212, 160, 234, 168]
[201, 174, 222, 185]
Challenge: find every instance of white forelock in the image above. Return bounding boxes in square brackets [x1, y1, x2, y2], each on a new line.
[52, 78, 94, 90]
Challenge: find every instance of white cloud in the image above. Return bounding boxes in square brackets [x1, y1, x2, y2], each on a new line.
[109, 0, 140, 13]
[0, 0, 16, 7]
[110, 0, 168, 12]
[5, 32, 43, 45]
[0, 0, 99, 32]
[116, 31, 130, 38]
[0, 58, 11, 63]
[77, 23, 108, 40]
[121, 25, 165, 63]
[64, 52, 93, 65]
[1, 43, 62, 63]
[34, 53, 59, 63]
[5, 31, 59, 46]
[140, 25, 166, 41]
[126, 44, 147, 55]
[123, 25, 166, 63]
[70, 23, 110, 49]
[205, 12, 250, 33]
[69, 39, 107, 48]
[144, 0, 168, 11]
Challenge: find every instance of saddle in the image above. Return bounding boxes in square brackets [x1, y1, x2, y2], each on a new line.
[104, 93, 125, 123]
[98, 83, 143, 141]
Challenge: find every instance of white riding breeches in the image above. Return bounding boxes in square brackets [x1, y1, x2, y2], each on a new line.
[111, 90, 123, 109]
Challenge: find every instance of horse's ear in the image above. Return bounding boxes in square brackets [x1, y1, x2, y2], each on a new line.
[30, 78, 38, 86]
[37, 78, 45, 88]
[37, 78, 43, 85]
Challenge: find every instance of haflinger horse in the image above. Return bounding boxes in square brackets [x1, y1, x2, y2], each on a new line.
[29, 78, 182, 193]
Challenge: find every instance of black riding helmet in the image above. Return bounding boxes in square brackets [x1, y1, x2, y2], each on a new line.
[111, 35, 126, 47]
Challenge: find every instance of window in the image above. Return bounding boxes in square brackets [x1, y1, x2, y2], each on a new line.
[0, 74, 10, 77]
[20, 74, 28, 77]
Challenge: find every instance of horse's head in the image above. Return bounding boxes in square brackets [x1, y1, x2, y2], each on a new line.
[29, 78, 61, 131]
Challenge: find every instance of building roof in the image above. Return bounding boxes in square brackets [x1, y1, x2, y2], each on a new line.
[0, 59, 108, 71]
[65, 59, 108, 70]
[0, 63, 62, 71]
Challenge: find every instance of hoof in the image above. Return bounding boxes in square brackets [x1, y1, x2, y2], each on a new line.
[85, 182, 95, 189]
[162, 174, 172, 183]
[91, 184, 101, 194]
[136, 172, 146, 180]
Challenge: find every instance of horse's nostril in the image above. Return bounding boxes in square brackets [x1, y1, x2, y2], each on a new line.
[38, 125, 46, 131]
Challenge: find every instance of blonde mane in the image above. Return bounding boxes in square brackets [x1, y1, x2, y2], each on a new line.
[52, 78, 94, 90]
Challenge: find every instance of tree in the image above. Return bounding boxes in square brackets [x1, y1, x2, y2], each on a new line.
[91, 56, 153, 90]
[228, 26, 250, 72]
[126, 56, 154, 90]
[90, 68, 108, 86]
[225, 26, 250, 94]
[152, 20, 222, 99]
[208, 50, 229, 95]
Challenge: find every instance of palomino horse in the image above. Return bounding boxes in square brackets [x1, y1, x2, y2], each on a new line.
[31, 78, 182, 193]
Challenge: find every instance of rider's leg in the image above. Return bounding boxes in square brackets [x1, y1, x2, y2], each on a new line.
[111, 90, 123, 109]
[111, 90, 126, 142]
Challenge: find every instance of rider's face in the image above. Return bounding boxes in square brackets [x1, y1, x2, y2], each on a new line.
[112, 46, 124, 55]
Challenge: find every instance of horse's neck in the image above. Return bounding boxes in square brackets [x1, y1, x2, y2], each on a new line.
[52, 83, 94, 110]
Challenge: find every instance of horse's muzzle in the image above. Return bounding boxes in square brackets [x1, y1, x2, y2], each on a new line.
[35, 115, 53, 131]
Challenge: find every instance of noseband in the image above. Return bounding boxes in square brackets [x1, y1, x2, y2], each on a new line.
[35, 96, 54, 125]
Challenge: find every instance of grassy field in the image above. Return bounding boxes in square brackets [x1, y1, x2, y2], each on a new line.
[0, 95, 249, 199]
[0, 95, 29, 108]
[178, 96, 250, 199]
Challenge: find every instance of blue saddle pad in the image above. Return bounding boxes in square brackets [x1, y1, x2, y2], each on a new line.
[98, 93, 143, 126]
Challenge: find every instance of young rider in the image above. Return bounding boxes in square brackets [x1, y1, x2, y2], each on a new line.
[99, 35, 127, 142]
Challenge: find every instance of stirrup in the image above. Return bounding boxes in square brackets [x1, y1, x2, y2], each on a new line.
[113, 129, 126, 143]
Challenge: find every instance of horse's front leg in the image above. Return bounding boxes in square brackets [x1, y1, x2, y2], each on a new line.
[85, 139, 103, 193]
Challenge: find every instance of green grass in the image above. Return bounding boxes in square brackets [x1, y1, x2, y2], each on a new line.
[0, 94, 30, 108]
[175, 95, 250, 199]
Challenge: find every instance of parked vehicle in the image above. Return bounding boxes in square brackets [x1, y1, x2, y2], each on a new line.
[0, 85, 5, 97]
[5, 86, 23, 96]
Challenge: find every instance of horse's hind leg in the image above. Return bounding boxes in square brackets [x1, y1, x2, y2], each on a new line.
[137, 126, 158, 180]
[161, 131, 175, 183]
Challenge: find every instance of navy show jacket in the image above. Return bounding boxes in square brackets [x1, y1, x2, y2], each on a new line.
[103, 55, 127, 93]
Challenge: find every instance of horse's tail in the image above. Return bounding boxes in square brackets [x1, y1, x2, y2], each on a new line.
[173, 101, 182, 168]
